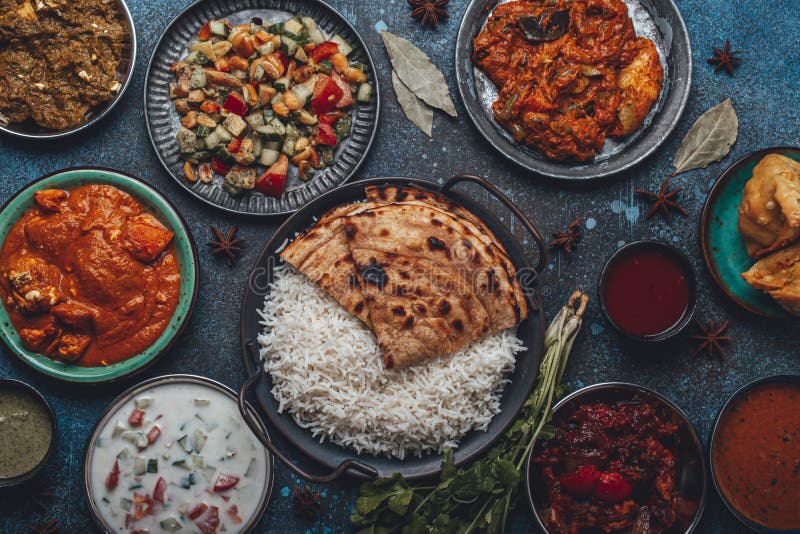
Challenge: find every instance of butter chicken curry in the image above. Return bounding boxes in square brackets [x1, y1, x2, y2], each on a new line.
[0, 185, 180, 366]
[474, 0, 664, 162]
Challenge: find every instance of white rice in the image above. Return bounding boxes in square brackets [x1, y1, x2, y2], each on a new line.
[257, 263, 525, 459]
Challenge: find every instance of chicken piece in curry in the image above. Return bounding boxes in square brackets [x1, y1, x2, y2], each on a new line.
[473, 0, 664, 162]
[0, 185, 181, 366]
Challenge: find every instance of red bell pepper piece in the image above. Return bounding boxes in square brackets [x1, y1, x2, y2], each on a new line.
[194, 505, 220, 534]
[315, 121, 337, 146]
[227, 505, 243, 524]
[146, 425, 161, 445]
[255, 154, 288, 198]
[319, 111, 345, 125]
[308, 41, 339, 63]
[152, 477, 167, 504]
[213, 474, 240, 492]
[200, 100, 220, 114]
[128, 408, 144, 427]
[558, 465, 601, 497]
[222, 92, 248, 117]
[310, 74, 343, 115]
[226, 137, 242, 153]
[188, 502, 208, 520]
[331, 71, 353, 109]
[198, 21, 211, 41]
[211, 157, 229, 175]
[273, 50, 289, 69]
[593, 472, 633, 503]
[105, 460, 120, 490]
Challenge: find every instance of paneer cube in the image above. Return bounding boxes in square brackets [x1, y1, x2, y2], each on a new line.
[223, 113, 247, 137]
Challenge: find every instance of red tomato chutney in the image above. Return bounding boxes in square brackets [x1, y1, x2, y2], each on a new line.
[712, 381, 800, 530]
[602, 249, 690, 337]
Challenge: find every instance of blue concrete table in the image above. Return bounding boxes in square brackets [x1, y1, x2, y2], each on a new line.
[1, 0, 797, 532]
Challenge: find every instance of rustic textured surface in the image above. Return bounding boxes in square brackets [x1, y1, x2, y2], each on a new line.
[1, 0, 798, 532]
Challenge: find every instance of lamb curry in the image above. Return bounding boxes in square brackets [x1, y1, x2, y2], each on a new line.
[474, 0, 664, 162]
[0, 185, 181, 367]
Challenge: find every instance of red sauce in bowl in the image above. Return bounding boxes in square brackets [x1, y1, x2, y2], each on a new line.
[602, 249, 690, 337]
[712, 381, 800, 530]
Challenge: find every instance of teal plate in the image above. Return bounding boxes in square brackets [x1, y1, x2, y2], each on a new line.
[700, 147, 800, 320]
[0, 168, 199, 383]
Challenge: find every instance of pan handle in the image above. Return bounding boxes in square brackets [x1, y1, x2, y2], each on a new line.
[237, 342, 379, 483]
[439, 173, 548, 274]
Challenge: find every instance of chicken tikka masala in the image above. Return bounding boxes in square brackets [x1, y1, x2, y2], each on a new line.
[0, 185, 181, 366]
[473, 0, 664, 162]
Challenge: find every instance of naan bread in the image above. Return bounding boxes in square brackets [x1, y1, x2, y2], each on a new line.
[741, 241, 800, 316]
[738, 154, 800, 258]
[280, 186, 529, 369]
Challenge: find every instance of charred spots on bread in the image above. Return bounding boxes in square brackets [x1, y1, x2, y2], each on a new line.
[392, 306, 406, 316]
[354, 301, 364, 314]
[452, 319, 464, 332]
[403, 315, 415, 328]
[416, 304, 427, 314]
[428, 236, 447, 252]
[360, 259, 388, 289]
[380, 228, 390, 237]
[431, 218, 443, 227]
[438, 299, 451, 315]
[344, 222, 357, 239]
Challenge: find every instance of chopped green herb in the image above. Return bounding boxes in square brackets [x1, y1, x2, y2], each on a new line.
[147, 459, 158, 473]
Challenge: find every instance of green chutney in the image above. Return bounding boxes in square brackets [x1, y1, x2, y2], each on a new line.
[0, 388, 52, 479]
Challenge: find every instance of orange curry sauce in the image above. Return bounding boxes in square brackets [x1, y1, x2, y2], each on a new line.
[713, 381, 800, 530]
[474, 0, 663, 161]
[0, 185, 181, 367]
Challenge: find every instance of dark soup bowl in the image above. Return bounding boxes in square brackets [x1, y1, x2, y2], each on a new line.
[525, 383, 707, 534]
[599, 240, 697, 343]
[0, 379, 57, 488]
[710, 375, 800, 533]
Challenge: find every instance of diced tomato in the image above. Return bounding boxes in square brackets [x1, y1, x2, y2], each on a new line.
[213, 474, 240, 492]
[146, 425, 161, 445]
[188, 502, 208, 520]
[254, 154, 288, 198]
[310, 74, 343, 115]
[222, 92, 248, 117]
[152, 476, 167, 504]
[331, 71, 353, 109]
[194, 505, 220, 534]
[133, 492, 153, 520]
[198, 21, 211, 41]
[131, 530, 150, 534]
[558, 465, 601, 497]
[319, 111, 345, 125]
[211, 157, 229, 175]
[226, 137, 243, 153]
[227, 505, 243, 524]
[315, 121, 337, 147]
[308, 147, 320, 168]
[308, 41, 339, 63]
[128, 408, 144, 427]
[593, 472, 633, 503]
[200, 100, 220, 114]
[273, 50, 289, 69]
[105, 460, 120, 490]
[125, 514, 133, 529]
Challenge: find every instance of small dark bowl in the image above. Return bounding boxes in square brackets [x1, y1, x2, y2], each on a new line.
[598, 240, 697, 343]
[0, 379, 57, 488]
[525, 382, 707, 534]
[709, 375, 800, 533]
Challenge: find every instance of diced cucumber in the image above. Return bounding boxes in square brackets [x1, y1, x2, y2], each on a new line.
[282, 135, 296, 157]
[134, 397, 153, 409]
[147, 459, 158, 473]
[259, 148, 281, 166]
[263, 140, 281, 150]
[251, 134, 262, 157]
[267, 22, 284, 34]
[194, 429, 208, 453]
[120, 498, 133, 512]
[255, 124, 285, 141]
[112, 421, 126, 438]
[283, 18, 304, 36]
[274, 77, 290, 93]
[209, 20, 228, 37]
[292, 83, 312, 105]
[263, 109, 275, 121]
[246, 112, 265, 129]
[203, 131, 222, 149]
[213, 125, 232, 142]
[185, 50, 209, 65]
[280, 35, 299, 56]
[256, 41, 276, 56]
[302, 17, 325, 45]
[134, 456, 146, 476]
[330, 34, 353, 56]
[160, 517, 183, 533]
[294, 46, 309, 63]
[356, 82, 372, 103]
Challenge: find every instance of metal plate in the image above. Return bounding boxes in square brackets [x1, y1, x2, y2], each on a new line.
[239, 176, 546, 480]
[144, 0, 380, 216]
[455, 0, 692, 181]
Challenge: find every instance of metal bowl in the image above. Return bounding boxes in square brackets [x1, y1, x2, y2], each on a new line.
[525, 382, 707, 533]
[455, 0, 692, 181]
[709, 375, 800, 533]
[0, 0, 137, 140]
[0, 379, 57, 489]
[83, 374, 275, 533]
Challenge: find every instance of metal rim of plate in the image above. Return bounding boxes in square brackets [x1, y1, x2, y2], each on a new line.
[454, 0, 692, 181]
[699, 146, 800, 320]
[144, 0, 381, 216]
[238, 174, 547, 481]
[82, 374, 275, 533]
[0, 0, 137, 140]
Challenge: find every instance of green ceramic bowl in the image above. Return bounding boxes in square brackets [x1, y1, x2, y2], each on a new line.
[0, 168, 199, 382]
[700, 147, 800, 320]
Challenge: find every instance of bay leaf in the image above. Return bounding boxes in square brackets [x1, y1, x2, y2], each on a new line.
[673, 98, 738, 175]
[392, 71, 434, 137]
[381, 30, 457, 117]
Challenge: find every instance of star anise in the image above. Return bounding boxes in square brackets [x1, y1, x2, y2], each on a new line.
[692, 319, 730, 360]
[548, 217, 581, 261]
[292, 485, 323, 519]
[27, 519, 59, 534]
[635, 176, 688, 221]
[207, 225, 243, 266]
[708, 39, 743, 76]
[408, 0, 449, 28]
